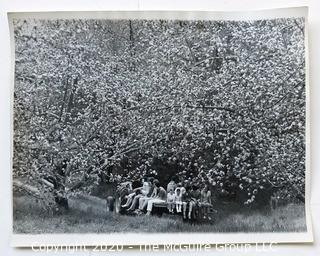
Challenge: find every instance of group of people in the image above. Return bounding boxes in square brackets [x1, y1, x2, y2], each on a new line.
[120, 177, 212, 220]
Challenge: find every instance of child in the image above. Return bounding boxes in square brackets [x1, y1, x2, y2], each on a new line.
[182, 186, 192, 219]
[175, 188, 182, 213]
[167, 178, 177, 192]
[167, 188, 176, 214]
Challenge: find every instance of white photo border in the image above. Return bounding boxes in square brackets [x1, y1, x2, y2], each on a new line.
[8, 6, 313, 247]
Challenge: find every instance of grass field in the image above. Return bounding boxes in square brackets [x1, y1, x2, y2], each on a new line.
[13, 196, 307, 234]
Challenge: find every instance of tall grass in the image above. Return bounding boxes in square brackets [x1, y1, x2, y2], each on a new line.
[13, 196, 307, 234]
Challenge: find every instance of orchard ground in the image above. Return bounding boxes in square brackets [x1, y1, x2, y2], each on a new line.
[13, 195, 307, 234]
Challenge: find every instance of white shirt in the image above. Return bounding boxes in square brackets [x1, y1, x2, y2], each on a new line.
[167, 192, 176, 203]
[141, 181, 151, 196]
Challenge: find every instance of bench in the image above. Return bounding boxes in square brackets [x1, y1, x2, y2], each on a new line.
[152, 201, 216, 221]
[153, 201, 168, 208]
[152, 201, 169, 216]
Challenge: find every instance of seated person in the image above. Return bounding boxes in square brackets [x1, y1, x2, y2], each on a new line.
[167, 188, 176, 214]
[175, 188, 183, 213]
[182, 185, 192, 219]
[178, 180, 188, 217]
[175, 182, 186, 195]
[182, 184, 200, 219]
[146, 185, 167, 215]
[121, 177, 147, 208]
[127, 177, 153, 211]
[200, 184, 212, 220]
[139, 179, 159, 211]
[189, 184, 201, 219]
[117, 181, 133, 199]
[167, 178, 177, 192]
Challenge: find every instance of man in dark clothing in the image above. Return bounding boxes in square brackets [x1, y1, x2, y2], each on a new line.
[183, 185, 201, 219]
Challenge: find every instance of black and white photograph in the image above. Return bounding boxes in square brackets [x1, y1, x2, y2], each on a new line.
[9, 9, 311, 244]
